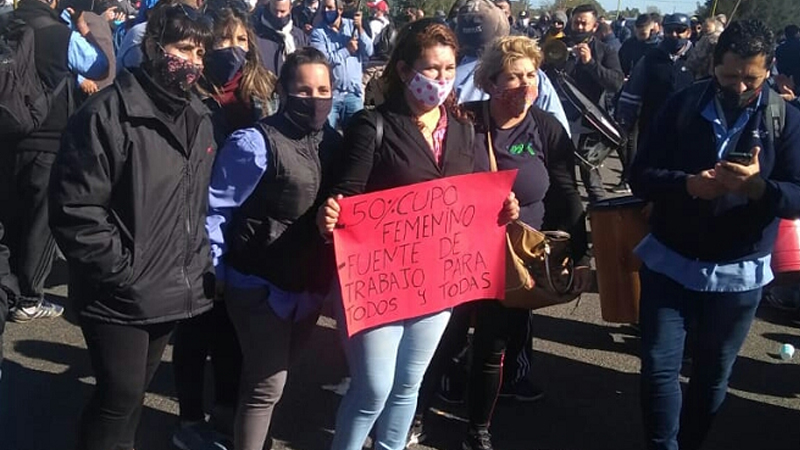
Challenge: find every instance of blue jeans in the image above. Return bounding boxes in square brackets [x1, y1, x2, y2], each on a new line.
[331, 309, 452, 450]
[639, 265, 761, 450]
[328, 93, 363, 130]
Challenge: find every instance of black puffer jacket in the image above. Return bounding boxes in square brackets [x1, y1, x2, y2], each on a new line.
[49, 68, 216, 325]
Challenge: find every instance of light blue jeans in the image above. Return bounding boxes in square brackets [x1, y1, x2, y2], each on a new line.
[331, 309, 452, 450]
[328, 93, 363, 130]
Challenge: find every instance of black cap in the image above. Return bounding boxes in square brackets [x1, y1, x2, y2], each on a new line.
[663, 13, 690, 28]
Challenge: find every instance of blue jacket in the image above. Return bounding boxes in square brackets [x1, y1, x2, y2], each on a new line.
[310, 18, 373, 98]
[630, 80, 800, 262]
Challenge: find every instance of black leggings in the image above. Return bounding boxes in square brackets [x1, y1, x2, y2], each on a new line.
[77, 319, 175, 450]
[173, 302, 242, 423]
[417, 301, 532, 425]
[467, 300, 531, 428]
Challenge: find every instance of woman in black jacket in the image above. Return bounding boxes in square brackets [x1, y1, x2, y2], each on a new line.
[318, 19, 519, 450]
[48, 4, 216, 450]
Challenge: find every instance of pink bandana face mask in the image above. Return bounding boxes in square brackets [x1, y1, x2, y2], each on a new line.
[407, 70, 454, 108]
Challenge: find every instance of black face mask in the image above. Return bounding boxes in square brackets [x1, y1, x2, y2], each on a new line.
[569, 30, 593, 44]
[662, 36, 689, 55]
[714, 78, 762, 110]
[284, 95, 333, 132]
[265, 9, 291, 29]
[205, 47, 246, 85]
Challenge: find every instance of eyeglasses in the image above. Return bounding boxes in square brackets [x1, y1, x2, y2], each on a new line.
[664, 26, 689, 35]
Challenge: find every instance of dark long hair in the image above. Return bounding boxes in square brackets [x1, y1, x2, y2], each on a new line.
[205, 4, 276, 111]
[380, 18, 468, 122]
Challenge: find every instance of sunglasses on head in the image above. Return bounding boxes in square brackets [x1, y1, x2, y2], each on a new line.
[158, 3, 213, 44]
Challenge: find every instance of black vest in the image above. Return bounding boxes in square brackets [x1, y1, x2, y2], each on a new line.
[225, 114, 341, 292]
[639, 47, 694, 135]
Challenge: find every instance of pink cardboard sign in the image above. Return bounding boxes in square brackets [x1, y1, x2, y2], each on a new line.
[333, 170, 518, 336]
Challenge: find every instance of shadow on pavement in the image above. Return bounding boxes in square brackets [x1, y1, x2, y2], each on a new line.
[2, 339, 179, 450]
[270, 319, 346, 450]
[755, 304, 800, 329]
[729, 354, 800, 399]
[531, 313, 640, 357]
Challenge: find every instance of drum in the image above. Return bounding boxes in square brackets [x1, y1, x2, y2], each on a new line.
[771, 219, 800, 285]
[589, 196, 649, 324]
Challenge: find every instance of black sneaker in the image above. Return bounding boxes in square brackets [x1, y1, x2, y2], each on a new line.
[498, 379, 545, 402]
[461, 428, 493, 450]
[406, 416, 426, 448]
[611, 181, 632, 194]
[437, 371, 467, 404]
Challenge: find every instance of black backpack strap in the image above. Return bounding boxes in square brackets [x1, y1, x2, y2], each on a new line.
[24, 14, 61, 30]
[373, 110, 384, 151]
[765, 88, 786, 146]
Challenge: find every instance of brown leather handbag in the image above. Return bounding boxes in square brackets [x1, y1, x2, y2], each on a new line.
[483, 104, 578, 309]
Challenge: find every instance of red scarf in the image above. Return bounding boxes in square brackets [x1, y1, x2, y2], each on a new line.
[213, 71, 254, 133]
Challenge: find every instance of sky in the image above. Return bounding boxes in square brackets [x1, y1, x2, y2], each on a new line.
[597, 0, 700, 14]
[532, 0, 702, 15]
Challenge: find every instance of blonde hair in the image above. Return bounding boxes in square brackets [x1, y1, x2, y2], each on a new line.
[474, 36, 543, 93]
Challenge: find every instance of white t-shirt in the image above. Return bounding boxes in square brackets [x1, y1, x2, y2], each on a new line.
[369, 16, 390, 39]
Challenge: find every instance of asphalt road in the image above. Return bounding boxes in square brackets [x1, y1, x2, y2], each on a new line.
[2, 160, 800, 450]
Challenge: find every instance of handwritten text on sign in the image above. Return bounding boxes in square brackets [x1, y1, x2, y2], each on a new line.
[334, 170, 518, 336]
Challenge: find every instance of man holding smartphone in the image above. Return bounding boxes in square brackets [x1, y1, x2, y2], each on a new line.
[629, 20, 800, 450]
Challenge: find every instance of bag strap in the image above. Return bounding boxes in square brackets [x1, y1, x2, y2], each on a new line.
[374, 110, 384, 151]
[482, 101, 498, 172]
[25, 15, 60, 30]
[766, 88, 786, 145]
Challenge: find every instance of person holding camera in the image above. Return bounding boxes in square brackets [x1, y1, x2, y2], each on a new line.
[310, 0, 373, 129]
[561, 3, 624, 204]
[629, 20, 800, 450]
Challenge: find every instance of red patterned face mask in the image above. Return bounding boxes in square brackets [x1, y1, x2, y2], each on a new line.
[154, 50, 203, 93]
[493, 84, 538, 113]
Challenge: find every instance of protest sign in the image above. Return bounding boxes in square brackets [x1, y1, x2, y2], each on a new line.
[333, 170, 518, 336]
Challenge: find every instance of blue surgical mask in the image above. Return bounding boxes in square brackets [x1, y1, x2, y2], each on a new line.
[324, 10, 339, 25]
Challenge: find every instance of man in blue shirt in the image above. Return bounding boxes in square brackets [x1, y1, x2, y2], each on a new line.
[630, 20, 800, 450]
[310, 0, 373, 129]
[3, 0, 107, 323]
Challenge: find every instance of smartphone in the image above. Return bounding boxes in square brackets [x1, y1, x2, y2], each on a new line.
[724, 151, 753, 165]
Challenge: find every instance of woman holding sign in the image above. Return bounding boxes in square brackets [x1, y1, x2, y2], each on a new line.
[317, 18, 519, 450]
[457, 35, 592, 449]
[206, 47, 342, 450]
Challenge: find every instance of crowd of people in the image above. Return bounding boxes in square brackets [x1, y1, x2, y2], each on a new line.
[0, 0, 799, 450]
